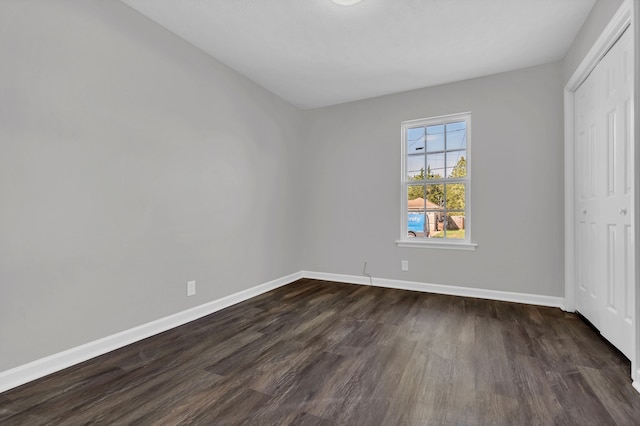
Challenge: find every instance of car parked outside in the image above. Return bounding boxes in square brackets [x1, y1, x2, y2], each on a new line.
[408, 212, 429, 237]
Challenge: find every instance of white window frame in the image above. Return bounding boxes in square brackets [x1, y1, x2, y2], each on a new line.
[396, 112, 477, 250]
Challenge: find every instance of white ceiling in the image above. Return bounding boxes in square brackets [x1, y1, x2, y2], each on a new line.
[120, 0, 596, 109]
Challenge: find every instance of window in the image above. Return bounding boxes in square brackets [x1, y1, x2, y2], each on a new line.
[397, 112, 476, 250]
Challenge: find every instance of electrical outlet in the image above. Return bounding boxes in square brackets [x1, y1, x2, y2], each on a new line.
[401, 260, 409, 271]
[187, 280, 196, 296]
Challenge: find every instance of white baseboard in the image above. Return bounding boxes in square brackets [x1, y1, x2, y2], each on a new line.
[0, 270, 566, 394]
[0, 271, 303, 394]
[3, 269, 635, 398]
[300, 270, 565, 309]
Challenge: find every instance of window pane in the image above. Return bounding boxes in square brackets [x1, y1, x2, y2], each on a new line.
[407, 154, 425, 180]
[426, 124, 445, 152]
[407, 184, 425, 206]
[425, 183, 444, 209]
[407, 127, 425, 154]
[407, 210, 427, 238]
[446, 150, 466, 178]
[428, 211, 446, 238]
[444, 213, 465, 239]
[426, 152, 445, 178]
[445, 183, 465, 210]
[446, 121, 467, 150]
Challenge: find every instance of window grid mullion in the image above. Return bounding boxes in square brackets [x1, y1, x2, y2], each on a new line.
[410, 177, 468, 185]
[443, 123, 447, 237]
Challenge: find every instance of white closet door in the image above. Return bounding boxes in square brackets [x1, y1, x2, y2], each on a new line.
[575, 27, 634, 360]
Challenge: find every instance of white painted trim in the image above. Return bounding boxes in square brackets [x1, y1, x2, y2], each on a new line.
[564, 0, 637, 388]
[633, 0, 640, 389]
[395, 240, 477, 250]
[301, 271, 565, 309]
[565, 1, 632, 91]
[563, 88, 576, 313]
[2, 269, 624, 395]
[0, 271, 303, 394]
[302, 270, 373, 286]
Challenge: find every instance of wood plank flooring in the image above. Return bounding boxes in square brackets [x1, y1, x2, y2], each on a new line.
[2, 278, 640, 425]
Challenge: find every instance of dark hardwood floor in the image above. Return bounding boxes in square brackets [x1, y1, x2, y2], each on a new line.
[2, 279, 640, 425]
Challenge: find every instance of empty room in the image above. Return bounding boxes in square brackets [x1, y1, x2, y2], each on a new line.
[2, 0, 640, 424]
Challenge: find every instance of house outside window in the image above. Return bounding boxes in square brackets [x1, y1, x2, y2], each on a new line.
[397, 112, 476, 250]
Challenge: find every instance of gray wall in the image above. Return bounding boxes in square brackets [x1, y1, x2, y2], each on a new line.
[563, 0, 625, 83]
[0, 0, 616, 375]
[0, 0, 301, 371]
[300, 63, 565, 297]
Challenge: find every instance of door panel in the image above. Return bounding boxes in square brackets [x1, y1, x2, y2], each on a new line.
[575, 28, 634, 359]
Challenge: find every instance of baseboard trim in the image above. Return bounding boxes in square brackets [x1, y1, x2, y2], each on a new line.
[300, 271, 565, 309]
[0, 270, 565, 394]
[2, 269, 635, 399]
[0, 271, 303, 394]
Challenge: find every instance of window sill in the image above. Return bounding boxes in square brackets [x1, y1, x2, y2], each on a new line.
[395, 240, 478, 251]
